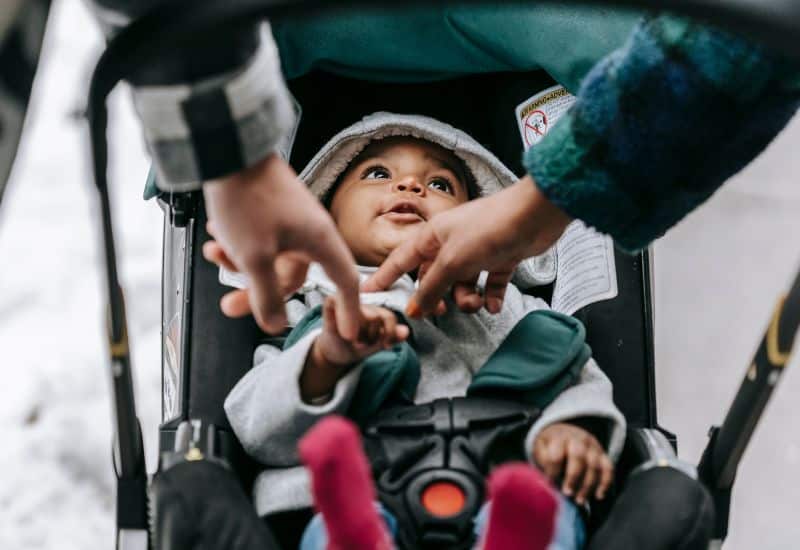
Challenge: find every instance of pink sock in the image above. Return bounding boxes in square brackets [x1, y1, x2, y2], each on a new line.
[480, 463, 559, 550]
[298, 416, 392, 550]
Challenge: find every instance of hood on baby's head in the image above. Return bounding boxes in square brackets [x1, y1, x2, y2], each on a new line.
[299, 112, 519, 204]
[299, 111, 558, 290]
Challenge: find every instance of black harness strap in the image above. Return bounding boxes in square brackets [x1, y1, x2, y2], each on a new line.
[364, 397, 540, 550]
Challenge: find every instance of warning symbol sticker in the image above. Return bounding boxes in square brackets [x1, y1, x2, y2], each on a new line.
[523, 110, 548, 146]
[515, 85, 576, 151]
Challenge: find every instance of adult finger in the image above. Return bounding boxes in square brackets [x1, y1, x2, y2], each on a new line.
[575, 450, 599, 505]
[275, 254, 310, 298]
[304, 230, 362, 341]
[363, 229, 439, 293]
[596, 455, 614, 500]
[220, 289, 251, 318]
[562, 439, 587, 497]
[202, 240, 238, 273]
[417, 264, 448, 316]
[412, 248, 468, 316]
[322, 296, 337, 330]
[244, 254, 287, 333]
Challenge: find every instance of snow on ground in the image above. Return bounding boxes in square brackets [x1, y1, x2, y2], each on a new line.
[1, 1, 799, 548]
[0, 1, 160, 548]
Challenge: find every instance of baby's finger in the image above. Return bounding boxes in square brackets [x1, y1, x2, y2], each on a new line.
[539, 439, 567, 481]
[575, 450, 599, 505]
[220, 289, 252, 318]
[596, 455, 614, 500]
[562, 439, 587, 497]
[435, 299, 447, 316]
[378, 310, 398, 348]
[364, 316, 381, 345]
[395, 324, 410, 342]
[483, 270, 513, 314]
[453, 281, 483, 313]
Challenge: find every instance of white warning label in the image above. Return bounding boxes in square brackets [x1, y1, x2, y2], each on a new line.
[514, 85, 618, 314]
[515, 85, 576, 150]
[551, 221, 618, 315]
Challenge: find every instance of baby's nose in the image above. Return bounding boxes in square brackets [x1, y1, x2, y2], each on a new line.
[393, 176, 425, 195]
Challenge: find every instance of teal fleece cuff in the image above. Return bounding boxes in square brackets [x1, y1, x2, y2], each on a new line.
[524, 14, 800, 252]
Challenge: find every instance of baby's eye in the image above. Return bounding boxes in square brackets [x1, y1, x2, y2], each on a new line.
[428, 178, 454, 195]
[363, 166, 391, 180]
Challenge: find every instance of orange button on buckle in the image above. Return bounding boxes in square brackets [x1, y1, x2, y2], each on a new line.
[421, 481, 466, 517]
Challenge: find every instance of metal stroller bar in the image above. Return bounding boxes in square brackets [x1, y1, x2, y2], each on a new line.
[698, 268, 800, 539]
[85, 1, 800, 547]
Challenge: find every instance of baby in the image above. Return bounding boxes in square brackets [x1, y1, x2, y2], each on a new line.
[218, 113, 626, 549]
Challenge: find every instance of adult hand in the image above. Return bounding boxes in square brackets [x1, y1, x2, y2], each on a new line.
[203, 153, 361, 339]
[362, 176, 571, 318]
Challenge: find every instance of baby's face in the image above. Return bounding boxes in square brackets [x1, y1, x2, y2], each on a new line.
[329, 137, 470, 266]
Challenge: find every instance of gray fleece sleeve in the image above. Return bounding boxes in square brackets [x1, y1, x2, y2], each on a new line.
[516, 292, 626, 462]
[224, 328, 363, 466]
[524, 358, 626, 463]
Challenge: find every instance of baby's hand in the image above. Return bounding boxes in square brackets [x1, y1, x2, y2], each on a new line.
[302, 298, 409, 403]
[532, 423, 614, 505]
[316, 297, 409, 367]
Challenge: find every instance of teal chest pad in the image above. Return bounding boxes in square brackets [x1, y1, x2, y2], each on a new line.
[467, 310, 589, 409]
[285, 306, 588, 424]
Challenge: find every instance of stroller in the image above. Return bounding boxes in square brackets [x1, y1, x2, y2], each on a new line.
[83, 1, 800, 549]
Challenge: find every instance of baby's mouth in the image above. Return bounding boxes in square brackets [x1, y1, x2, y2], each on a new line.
[382, 201, 425, 222]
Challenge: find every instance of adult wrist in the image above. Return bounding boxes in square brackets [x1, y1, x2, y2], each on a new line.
[512, 175, 572, 256]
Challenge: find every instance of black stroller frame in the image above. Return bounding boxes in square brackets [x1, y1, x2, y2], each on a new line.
[85, 1, 800, 549]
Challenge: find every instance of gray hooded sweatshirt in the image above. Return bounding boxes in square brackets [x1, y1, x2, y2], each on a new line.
[224, 264, 626, 516]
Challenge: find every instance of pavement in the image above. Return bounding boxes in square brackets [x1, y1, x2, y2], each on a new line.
[653, 112, 800, 549]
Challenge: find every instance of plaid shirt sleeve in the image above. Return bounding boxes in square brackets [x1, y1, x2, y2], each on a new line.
[525, 14, 800, 252]
[91, 1, 296, 192]
[131, 23, 296, 192]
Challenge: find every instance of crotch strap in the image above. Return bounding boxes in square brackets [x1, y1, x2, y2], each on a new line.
[363, 397, 540, 550]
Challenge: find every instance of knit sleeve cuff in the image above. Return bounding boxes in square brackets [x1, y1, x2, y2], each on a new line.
[523, 14, 796, 253]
